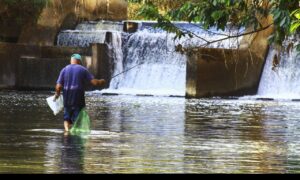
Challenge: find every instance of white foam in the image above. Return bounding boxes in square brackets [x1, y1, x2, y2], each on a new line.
[258, 40, 300, 99]
[28, 129, 64, 133]
[99, 88, 185, 97]
[28, 129, 119, 138]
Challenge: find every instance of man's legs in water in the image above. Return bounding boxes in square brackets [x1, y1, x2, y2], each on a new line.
[64, 120, 72, 132]
[64, 107, 73, 132]
[63, 107, 81, 132]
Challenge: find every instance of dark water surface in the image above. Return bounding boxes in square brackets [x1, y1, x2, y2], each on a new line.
[1, 91, 300, 173]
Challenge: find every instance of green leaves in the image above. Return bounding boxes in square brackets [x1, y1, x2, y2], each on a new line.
[292, 9, 300, 19]
[290, 22, 300, 33]
[290, 9, 300, 33]
[212, 0, 218, 6]
[267, 1, 300, 46]
[211, 10, 224, 21]
[137, 3, 160, 20]
[129, 0, 300, 48]
[271, 7, 291, 30]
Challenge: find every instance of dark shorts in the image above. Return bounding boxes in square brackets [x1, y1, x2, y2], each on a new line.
[64, 107, 82, 124]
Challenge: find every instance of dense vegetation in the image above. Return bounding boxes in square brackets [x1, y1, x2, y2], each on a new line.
[128, 0, 188, 19]
[128, 0, 300, 49]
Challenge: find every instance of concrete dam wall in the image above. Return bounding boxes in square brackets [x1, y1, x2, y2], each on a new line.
[0, 43, 91, 90]
[185, 15, 274, 98]
[0, 0, 274, 98]
[0, 0, 127, 91]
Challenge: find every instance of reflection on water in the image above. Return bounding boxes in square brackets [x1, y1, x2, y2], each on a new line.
[1, 91, 300, 173]
[61, 135, 86, 173]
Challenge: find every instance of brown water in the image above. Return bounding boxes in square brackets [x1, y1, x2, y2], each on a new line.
[1, 91, 300, 173]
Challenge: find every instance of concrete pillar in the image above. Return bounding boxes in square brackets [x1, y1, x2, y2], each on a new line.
[123, 21, 139, 33]
[91, 43, 113, 89]
[185, 48, 264, 98]
[105, 31, 113, 44]
[185, 14, 274, 98]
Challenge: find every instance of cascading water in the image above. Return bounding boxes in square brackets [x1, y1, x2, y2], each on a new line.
[102, 31, 188, 96]
[257, 37, 300, 99]
[57, 30, 107, 47]
[57, 21, 123, 47]
[57, 21, 244, 96]
[103, 23, 244, 96]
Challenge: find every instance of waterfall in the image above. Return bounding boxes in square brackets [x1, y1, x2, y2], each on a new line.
[108, 32, 124, 90]
[57, 21, 244, 97]
[57, 21, 123, 47]
[102, 25, 243, 96]
[258, 38, 300, 99]
[57, 30, 107, 47]
[102, 30, 187, 96]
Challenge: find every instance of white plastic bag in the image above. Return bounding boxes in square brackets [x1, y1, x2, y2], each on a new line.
[46, 95, 64, 115]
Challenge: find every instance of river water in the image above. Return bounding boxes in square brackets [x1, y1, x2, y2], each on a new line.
[1, 91, 300, 173]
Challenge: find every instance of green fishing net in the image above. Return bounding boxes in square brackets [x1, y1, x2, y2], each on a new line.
[70, 108, 91, 134]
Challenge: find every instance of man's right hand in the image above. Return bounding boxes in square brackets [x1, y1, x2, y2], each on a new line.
[98, 79, 106, 86]
[91, 79, 106, 87]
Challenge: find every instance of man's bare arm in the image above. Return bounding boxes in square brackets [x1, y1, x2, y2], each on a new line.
[54, 84, 63, 100]
[91, 79, 106, 87]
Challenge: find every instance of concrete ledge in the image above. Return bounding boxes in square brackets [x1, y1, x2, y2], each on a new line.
[136, 94, 154, 97]
[169, 95, 185, 98]
[123, 21, 139, 33]
[256, 98, 274, 101]
[102, 93, 119, 96]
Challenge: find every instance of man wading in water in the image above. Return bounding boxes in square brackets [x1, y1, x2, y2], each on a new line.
[54, 54, 106, 132]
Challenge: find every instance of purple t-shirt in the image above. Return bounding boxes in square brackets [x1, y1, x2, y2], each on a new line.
[57, 64, 94, 108]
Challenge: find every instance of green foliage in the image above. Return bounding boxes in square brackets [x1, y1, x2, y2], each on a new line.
[268, 0, 298, 46]
[129, 0, 268, 39]
[290, 9, 300, 33]
[128, 0, 300, 47]
[290, 8, 300, 51]
[128, 0, 188, 20]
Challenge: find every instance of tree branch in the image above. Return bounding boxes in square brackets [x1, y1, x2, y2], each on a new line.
[198, 23, 274, 47]
[175, 23, 272, 49]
